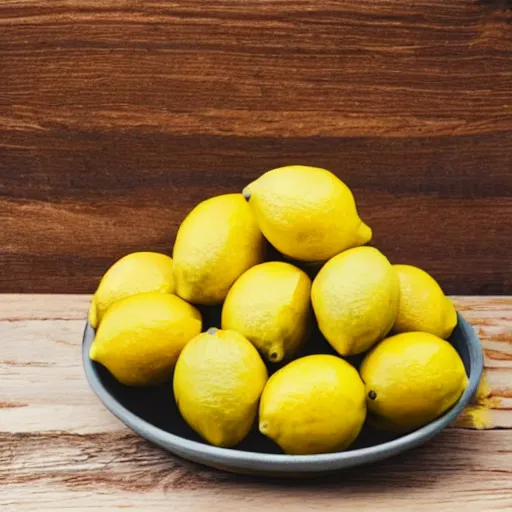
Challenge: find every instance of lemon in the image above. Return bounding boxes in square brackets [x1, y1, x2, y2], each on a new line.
[259, 355, 366, 454]
[90, 292, 202, 386]
[173, 194, 266, 305]
[88, 295, 98, 327]
[173, 328, 268, 447]
[393, 264, 457, 339]
[243, 165, 371, 261]
[221, 262, 312, 363]
[311, 247, 400, 356]
[89, 252, 175, 328]
[360, 332, 468, 433]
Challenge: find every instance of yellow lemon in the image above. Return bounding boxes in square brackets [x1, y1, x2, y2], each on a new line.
[89, 292, 202, 386]
[173, 194, 266, 305]
[243, 165, 371, 261]
[88, 295, 98, 327]
[360, 332, 468, 433]
[393, 264, 457, 339]
[311, 247, 400, 356]
[221, 262, 312, 363]
[173, 328, 268, 447]
[89, 252, 175, 328]
[259, 355, 366, 454]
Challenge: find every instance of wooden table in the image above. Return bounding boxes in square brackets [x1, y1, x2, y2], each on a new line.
[1, 295, 511, 511]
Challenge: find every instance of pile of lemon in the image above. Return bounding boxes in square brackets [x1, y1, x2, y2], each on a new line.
[89, 165, 468, 455]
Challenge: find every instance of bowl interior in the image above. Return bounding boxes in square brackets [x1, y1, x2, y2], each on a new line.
[88, 306, 477, 455]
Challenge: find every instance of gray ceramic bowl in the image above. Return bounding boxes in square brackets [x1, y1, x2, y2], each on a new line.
[82, 311, 483, 477]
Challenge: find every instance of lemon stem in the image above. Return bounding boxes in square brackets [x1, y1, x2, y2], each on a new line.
[368, 390, 377, 400]
[267, 345, 283, 363]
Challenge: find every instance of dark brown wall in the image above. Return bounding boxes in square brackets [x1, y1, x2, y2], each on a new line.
[1, 1, 511, 294]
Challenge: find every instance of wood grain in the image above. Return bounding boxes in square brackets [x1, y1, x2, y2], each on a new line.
[1, 1, 511, 294]
[2, 431, 512, 511]
[0, 295, 511, 511]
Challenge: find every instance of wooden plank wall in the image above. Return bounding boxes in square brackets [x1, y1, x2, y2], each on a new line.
[1, 1, 511, 293]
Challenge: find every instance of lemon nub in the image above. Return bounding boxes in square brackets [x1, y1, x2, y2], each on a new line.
[259, 421, 269, 434]
[89, 344, 98, 361]
[357, 222, 373, 244]
[268, 346, 283, 363]
[242, 187, 251, 201]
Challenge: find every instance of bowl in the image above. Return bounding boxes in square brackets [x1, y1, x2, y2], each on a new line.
[82, 311, 483, 477]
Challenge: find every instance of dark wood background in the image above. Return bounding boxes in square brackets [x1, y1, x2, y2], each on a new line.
[1, 0, 511, 294]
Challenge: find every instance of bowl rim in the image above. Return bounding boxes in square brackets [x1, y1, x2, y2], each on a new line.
[82, 312, 483, 472]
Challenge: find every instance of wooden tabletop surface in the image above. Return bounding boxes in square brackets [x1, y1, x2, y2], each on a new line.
[1, 295, 511, 511]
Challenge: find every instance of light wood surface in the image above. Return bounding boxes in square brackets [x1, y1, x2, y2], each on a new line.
[1, 295, 511, 511]
[1, 1, 512, 294]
